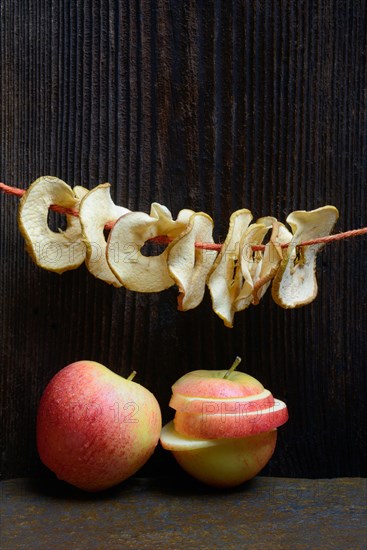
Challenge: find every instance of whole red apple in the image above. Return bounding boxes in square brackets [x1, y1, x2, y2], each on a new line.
[37, 360, 162, 491]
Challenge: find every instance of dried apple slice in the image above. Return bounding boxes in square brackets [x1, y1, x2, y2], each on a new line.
[207, 209, 253, 327]
[73, 186, 89, 201]
[167, 212, 218, 311]
[107, 205, 191, 292]
[176, 208, 197, 225]
[18, 176, 86, 273]
[252, 221, 292, 305]
[79, 183, 129, 287]
[272, 206, 339, 308]
[234, 222, 271, 312]
[150, 203, 195, 235]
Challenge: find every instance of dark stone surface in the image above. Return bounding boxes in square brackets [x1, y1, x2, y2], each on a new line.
[1, 477, 366, 549]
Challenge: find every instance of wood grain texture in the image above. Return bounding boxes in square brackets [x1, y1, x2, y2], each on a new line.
[0, 0, 366, 479]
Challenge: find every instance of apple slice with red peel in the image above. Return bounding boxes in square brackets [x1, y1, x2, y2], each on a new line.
[169, 388, 274, 414]
[160, 421, 277, 488]
[173, 398, 288, 439]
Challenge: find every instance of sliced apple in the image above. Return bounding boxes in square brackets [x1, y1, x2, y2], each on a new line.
[162, 360, 288, 487]
[18, 176, 87, 273]
[173, 398, 288, 439]
[161, 421, 277, 488]
[106, 204, 191, 292]
[79, 183, 129, 287]
[272, 206, 339, 308]
[167, 212, 218, 311]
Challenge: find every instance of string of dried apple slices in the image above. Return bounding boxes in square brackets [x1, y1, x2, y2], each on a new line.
[12, 176, 340, 327]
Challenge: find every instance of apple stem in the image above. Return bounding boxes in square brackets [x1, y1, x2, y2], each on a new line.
[127, 370, 137, 381]
[223, 356, 242, 379]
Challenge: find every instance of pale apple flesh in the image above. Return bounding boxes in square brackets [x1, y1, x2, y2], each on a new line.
[161, 421, 277, 488]
[37, 361, 162, 491]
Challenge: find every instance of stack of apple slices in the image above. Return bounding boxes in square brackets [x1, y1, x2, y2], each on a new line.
[160, 360, 288, 488]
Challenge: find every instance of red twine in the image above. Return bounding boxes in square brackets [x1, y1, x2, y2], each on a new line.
[1, 181, 366, 251]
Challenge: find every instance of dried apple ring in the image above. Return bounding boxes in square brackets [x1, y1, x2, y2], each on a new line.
[150, 203, 195, 235]
[106, 205, 191, 292]
[79, 183, 129, 287]
[234, 222, 271, 312]
[272, 206, 339, 308]
[252, 220, 292, 305]
[207, 209, 253, 327]
[167, 212, 218, 311]
[18, 176, 86, 273]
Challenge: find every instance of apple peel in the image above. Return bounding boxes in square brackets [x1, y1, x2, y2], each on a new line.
[17, 176, 87, 273]
[272, 206, 339, 308]
[37, 360, 162, 492]
[167, 212, 218, 311]
[79, 183, 129, 287]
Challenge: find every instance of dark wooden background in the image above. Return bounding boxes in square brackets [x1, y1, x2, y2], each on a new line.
[1, 0, 366, 481]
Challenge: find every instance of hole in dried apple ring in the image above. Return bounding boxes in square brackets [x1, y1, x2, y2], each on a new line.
[47, 209, 67, 232]
[293, 247, 305, 267]
[140, 238, 169, 257]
